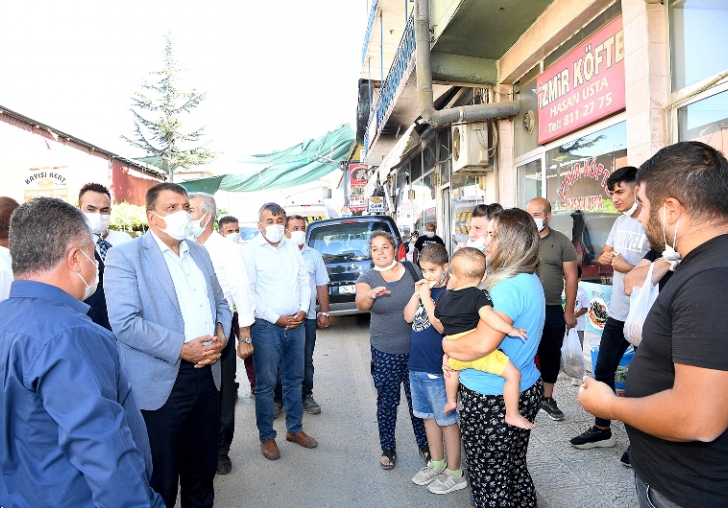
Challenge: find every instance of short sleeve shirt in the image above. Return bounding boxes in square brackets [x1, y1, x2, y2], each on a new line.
[301, 246, 330, 319]
[434, 287, 493, 335]
[414, 235, 445, 255]
[625, 234, 728, 507]
[643, 249, 673, 291]
[538, 229, 578, 305]
[408, 286, 447, 374]
[357, 263, 420, 354]
[606, 214, 648, 320]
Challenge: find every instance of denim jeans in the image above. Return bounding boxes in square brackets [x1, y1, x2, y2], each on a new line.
[594, 317, 629, 427]
[635, 473, 685, 508]
[275, 318, 317, 401]
[251, 318, 305, 442]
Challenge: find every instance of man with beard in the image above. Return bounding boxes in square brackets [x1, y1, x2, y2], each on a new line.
[579, 142, 728, 508]
[570, 167, 648, 453]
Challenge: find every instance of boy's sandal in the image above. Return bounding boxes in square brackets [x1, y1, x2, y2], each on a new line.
[419, 445, 431, 463]
[380, 449, 397, 470]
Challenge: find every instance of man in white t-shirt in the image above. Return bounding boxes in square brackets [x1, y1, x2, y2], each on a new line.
[78, 183, 132, 330]
[570, 167, 648, 457]
[0, 197, 20, 302]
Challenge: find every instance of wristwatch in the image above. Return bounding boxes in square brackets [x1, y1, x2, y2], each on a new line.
[239, 337, 252, 344]
[317, 312, 330, 318]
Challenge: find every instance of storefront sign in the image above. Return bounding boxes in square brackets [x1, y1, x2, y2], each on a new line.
[557, 158, 611, 208]
[536, 16, 625, 144]
[348, 162, 368, 212]
[368, 196, 385, 213]
[24, 167, 68, 201]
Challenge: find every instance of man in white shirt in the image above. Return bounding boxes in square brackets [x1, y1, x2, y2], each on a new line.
[189, 193, 255, 475]
[242, 203, 316, 460]
[273, 214, 330, 415]
[0, 197, 20, 302]
[77, 183, 131, 330]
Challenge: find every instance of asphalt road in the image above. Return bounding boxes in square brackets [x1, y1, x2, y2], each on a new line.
[204, 314, 637, 508]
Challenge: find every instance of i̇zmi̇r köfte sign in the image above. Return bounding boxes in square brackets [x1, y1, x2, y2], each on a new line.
[536, 16, 626, 145]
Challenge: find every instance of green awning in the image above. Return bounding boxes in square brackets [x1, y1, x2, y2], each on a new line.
[179, 124, 355, 194]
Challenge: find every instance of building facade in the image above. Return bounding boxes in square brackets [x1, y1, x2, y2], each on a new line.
[356, 0, 728, 281]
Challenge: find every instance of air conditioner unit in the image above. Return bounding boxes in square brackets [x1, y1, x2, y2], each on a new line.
[451, 122, 490, 174]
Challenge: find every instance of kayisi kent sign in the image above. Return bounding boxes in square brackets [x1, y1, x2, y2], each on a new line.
[536, 16, 626, 145]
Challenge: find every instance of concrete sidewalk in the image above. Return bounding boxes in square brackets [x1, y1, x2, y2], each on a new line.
[207, 316, 637, 507]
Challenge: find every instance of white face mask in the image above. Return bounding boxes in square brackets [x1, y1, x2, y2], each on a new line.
[425, 231, 435, 238]
[263, 224, 285, 244]
[84, 212, 111, 235]
[623, 200, 639, 217]
[152, 211, 191, 241]
[290, 230, 306, 246]
[662, 206, 681, 271]
[534, 218, 545, 232]
[465, 236, 486, 251]
[225, 232, 240, 244]
[373, 260, 397, 272]
[189, 213, 210, 238]
[77, 248, 99, 300]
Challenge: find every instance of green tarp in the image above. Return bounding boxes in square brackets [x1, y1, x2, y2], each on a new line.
[179, 124, 354, 193]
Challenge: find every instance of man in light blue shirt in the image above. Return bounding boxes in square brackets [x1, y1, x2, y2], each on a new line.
[242, 203, 317, 460]
[274, 214, 330, 415]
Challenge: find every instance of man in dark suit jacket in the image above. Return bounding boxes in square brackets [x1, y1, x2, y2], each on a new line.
[77, 183, 131, 330]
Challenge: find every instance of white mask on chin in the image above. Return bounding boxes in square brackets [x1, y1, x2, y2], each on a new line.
[465, 236, 486, 251]
[623, 201, 639, 217]
[290, 230, 306, 246]
[373, 260, 397, 272]
[661, 206, 681, 271]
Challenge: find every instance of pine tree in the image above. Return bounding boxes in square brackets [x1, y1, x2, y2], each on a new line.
[121, 34, 215, 182]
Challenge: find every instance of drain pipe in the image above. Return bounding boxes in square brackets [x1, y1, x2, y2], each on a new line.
[414, 0, 520, 127]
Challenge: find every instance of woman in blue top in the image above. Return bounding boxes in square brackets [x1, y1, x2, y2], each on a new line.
[443, 208, 545, 508]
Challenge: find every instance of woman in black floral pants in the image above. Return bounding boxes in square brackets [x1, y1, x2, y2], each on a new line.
[443, 208, 545, 507]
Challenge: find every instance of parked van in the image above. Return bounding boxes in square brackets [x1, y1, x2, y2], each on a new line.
[305, 216, 403, 315]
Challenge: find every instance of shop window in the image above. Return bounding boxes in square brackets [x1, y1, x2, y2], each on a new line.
[677, 89, 728, 157]
[410, 152, 422, 181]
[437, 128, 451, 185]
[670, 0, 728, 91]
[516, 159, 543, 207]
[412, 174, 436, 232]
[545, 121, 627, 283]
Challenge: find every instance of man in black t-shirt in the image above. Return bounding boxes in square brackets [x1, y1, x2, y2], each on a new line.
[578, 142, 728, 508]
[413, 224, 445, 265]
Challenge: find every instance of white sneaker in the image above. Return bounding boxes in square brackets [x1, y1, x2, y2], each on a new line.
[427, 469, 467, 494]
[412, 462, 444, 485]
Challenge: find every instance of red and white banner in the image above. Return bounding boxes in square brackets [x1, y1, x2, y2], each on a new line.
[537, 16, 626, 145]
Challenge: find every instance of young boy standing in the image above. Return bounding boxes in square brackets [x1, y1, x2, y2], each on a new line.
[404, 244, 467, 495]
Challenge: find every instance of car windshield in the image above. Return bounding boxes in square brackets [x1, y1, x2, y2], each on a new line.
[309, 221, 393, 262]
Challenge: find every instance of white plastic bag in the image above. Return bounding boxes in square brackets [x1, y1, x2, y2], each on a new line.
[561, 327, 585, 379]
[623, 262, 659, 347]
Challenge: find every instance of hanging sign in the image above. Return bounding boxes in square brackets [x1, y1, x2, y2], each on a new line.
[536, 16, 626, 144]
[348, 162, 368, 212]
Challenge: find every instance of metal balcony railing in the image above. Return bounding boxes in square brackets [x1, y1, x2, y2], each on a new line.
[364, 14, 415, 157]
[361, 0, 380, 66]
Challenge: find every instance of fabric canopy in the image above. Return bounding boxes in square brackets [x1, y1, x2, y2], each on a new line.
[179, 124, 355, 193]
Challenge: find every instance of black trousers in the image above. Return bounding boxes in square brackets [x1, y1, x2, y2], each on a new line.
[537, 305, 566, 384]
[142, 361, 219, 508]
[218, 327, 237, 455]
[594, 317, 629, 427]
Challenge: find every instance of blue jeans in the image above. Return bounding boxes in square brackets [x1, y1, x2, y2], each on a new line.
[635, 473, 684, 508]
[409, 370, 459, 426]
[275, 318, 317, 401]
[251, 318, 305, 442]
